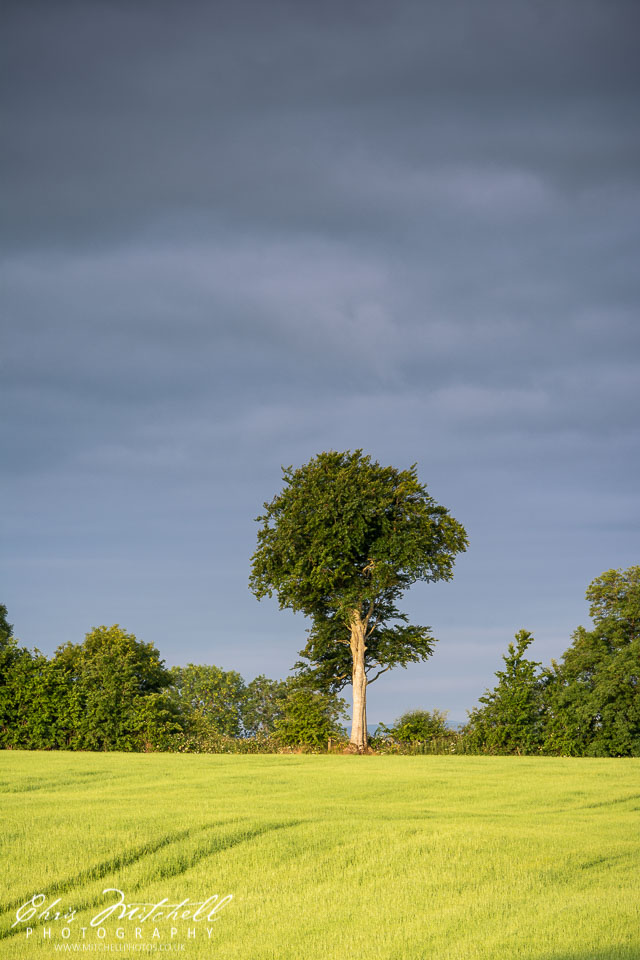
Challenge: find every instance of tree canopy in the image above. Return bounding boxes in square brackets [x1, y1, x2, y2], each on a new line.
[464, 630, 545, 755]
[544, 566, 640, 756]
[0, 604, 13, 649]
[52, 625, 178, 751]
[250, 450, 467, 751]
[171, 663, 247, 738]
[463, 568, 640, 757]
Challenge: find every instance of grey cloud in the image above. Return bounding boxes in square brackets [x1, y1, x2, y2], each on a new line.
[2, 1, 639, 250]
[3, 224, 639, 488]
[2, 0, 638, 719]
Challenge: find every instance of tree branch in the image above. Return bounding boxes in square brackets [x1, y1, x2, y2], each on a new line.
[366, 665, 391, 685]
[363, 597, 375, 632]
[366, 614, 381, 638]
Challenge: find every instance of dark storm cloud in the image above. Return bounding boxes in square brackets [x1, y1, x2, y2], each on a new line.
[2, 0, 639, 248]
[2, 0, 639, 718]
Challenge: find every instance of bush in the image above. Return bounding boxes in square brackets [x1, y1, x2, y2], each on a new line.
[273, 681, 348, 749]
[372, 708, 457, 752]
[386, 708, 450, 742]
[171, 731, 282, 754]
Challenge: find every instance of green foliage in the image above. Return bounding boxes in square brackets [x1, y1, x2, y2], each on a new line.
[169, 674, 346, 753]
[461, 570, 640, 757]
[3, 566, 637, 756]
[250, 450, 468, 618]
[379, 707, 451, 743]
[272, 679, 348, 749]
[371, 708, 460, 754]
[250, 450, 467, 713]
[1, 619, 181, 751]
[296, 615, 439, 694]
[251, 448, 467, 622]
[0, 604, 19, 741]
[464, 630, 544, 755]
[0, 647, 69, 749]
[0, 607, 72, 750]
[0, 604, 19, 706]
[543, 567, 640, 757]
[169, 667, 292, 743]
[131, 692, 184, 751]
[50, 625, 175, 751]
[170, 663, 247, 738]
[242, 674, 288, 736]
[0, 607, 336, 752]
[172, 730, 282, 754]
[0, 604, 13, 649]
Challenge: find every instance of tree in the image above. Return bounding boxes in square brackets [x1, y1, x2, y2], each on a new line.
[0, 603, 13, 649]
[0, 604, 18, 738]
[52, 624, 175, 750]
[170, 664, 247, 738]
[464, 630, 544, 754]
[241, 674, 288, 736]
[543, 567, 640, 756]
[272, 678, 348, 749]
[249, 450, 467, 752]
[0, 607, 64, 749]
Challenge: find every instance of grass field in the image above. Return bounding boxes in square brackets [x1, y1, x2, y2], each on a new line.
[0, 753, 638, 960]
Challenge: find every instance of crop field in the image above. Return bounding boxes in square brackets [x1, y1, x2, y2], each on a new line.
[0, 753, 639, 960]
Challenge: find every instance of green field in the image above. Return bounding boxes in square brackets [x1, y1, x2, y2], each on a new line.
[1, 753, 638, 959]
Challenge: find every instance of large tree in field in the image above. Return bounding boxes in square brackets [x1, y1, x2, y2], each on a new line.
[249, 450, 467, 752]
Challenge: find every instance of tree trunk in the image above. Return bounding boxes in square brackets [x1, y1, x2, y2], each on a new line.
[349, 611, 368, 753]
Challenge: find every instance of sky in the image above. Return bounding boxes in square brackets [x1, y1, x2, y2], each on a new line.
[2, 0, 639, 723]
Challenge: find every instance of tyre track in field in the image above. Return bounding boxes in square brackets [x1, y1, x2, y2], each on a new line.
[0, 827, 196, 920]
[582, 792, 640, 809]
[0, 819, 303, 942]
[129, 818, 304, 889]
[0, 772, 130, 794]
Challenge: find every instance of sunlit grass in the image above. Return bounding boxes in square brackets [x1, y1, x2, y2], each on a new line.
[1, 753, 638, 959]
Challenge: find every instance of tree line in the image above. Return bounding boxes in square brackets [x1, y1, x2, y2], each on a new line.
[464, 565, 640, 757]
[1, 451, 637, 756]
[1, 565, 638, 756]
[0, 616, 345, 752]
